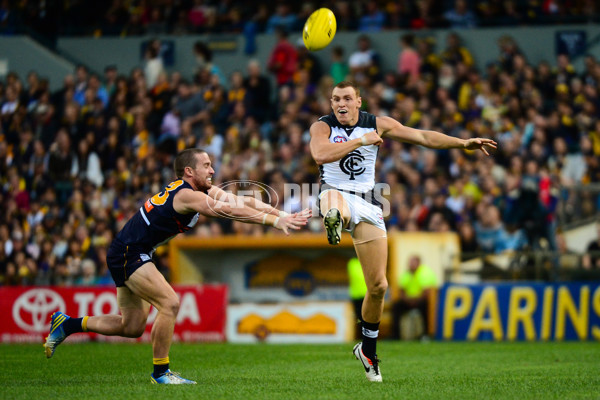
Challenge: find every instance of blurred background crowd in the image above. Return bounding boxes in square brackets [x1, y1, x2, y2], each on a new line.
[1, 0, 600, 287]
[0, 0, 599, 39]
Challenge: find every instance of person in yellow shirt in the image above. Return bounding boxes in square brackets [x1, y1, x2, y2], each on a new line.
[391, 254, 437, 340]
[347, 257, 367, 339]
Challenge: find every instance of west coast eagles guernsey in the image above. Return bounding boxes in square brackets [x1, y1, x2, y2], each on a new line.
[319, 111, 378, 193]
[115, 179, 204, 254]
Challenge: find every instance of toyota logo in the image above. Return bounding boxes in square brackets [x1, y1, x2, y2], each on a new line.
[12, 289, 65, 332]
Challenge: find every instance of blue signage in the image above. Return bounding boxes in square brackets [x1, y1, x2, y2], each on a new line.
[555, 31, 586, 58]
[284, 270, 315, 297]
[437, 282, 600, 341]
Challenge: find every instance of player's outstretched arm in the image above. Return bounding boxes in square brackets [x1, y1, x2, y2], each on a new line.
[208, 186, 312, 223]
[174, 189, 310, 235]
[309, 121, 382, 164]
[208, 185, 281, 217]
[377, 116, 497, 155]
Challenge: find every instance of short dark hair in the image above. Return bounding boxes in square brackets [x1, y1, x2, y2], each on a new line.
[275, 25, 289, 38]
[333, 81, 360, 97]
[174, 148, 207, 178]
[193, 41, 213, 62]
[401, 33, 415, 47]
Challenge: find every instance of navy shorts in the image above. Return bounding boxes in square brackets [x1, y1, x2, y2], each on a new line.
[106, 239, 153, 287]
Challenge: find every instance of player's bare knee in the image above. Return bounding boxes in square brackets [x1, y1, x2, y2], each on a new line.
[161, 296, 180, 318]
[124, 323, 145, 338]
[121, 317, 146, 338]
[368, 278, 388, 300]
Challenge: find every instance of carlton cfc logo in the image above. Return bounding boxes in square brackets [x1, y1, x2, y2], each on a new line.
[333, 136, 347, 143]
[340, 150, 366, 180]
[12, 288, 65, 332]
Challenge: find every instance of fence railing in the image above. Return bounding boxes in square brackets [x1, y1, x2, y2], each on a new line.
[449, 250, 600, 283]
[555, 184, 600, 227]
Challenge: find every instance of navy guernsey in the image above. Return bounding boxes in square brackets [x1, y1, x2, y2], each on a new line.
[115, 179, 203, 252]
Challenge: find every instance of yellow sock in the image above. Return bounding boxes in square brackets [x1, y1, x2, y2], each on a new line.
[82, 316, 89, 332]
[153, 357, 169, 365]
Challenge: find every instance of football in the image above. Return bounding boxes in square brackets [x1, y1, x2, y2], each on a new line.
[302, 8, 337, 51]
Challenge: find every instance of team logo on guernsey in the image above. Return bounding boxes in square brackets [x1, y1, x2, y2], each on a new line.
[340, 150, 366, 180]
[333, 136, 347, 143]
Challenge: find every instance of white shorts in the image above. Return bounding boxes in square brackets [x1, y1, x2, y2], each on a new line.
[319, 189, 386, 236]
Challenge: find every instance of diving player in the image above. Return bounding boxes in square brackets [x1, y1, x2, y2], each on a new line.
[44, 148, 311, 384]
[310, 81, 496, 382]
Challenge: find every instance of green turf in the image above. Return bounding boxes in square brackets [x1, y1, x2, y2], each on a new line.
[1, 341, 599, 400]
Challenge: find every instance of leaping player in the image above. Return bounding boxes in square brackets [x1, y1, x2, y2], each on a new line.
[310, 81, 496, 382]
[44, 148, 311, 384]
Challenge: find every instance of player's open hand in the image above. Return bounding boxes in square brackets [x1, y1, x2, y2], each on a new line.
[276, 208, 312, 235]
[361, 131, 383, 147]
[464, 138, 497, 156]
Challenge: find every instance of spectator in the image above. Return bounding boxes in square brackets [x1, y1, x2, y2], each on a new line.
[122, 11, 146, 36]
[187, 0, 209, 32]
[146, 7, 167, 35]
[171, 9, 191, 35]
[104, 65, 119, 98]
[75, 258, 98, 285]
[444, 0, 478, 29]
[88, 74, 109, 109]
[555, 54, 577, 86]
[198, 123, 224, 160]
[330, 46, 349, 85]
[497, 35, 522, 74]
[358, 1, 386, 32]
[333, 1, 358, 31]
[74, 139, 104, 187]
[497, 0, 522, 26]
[193, 41, 225, 85]
[72, 65, 89, 106]
[47, 129, 76, 204]
[265, 4, 298, 34]
[0, 0, 18, 34]
[1, 84, 19, 125]
[347, 257, 367, 340]
[144, 39, 165, 90]
[424, 191, 457, 231]
[458, 221, 480, 259]
[474, 205, 509, 253]
[173, 79, 208, 138]
[542, 0, 562, 15]
[295, 37, 323, 85]
[410, 0, 438, 29]
[391, 254, 437, 340]
[582, 220, 600, 270]
[24, 71, 44, 108]
[243, 59, 271, 123]
[348, 35, 381, 85]
[267, 26, 298, 88]
[581, 55, 598, 87]
[441, 32, 474, 68]
[397, 33, 421, 86]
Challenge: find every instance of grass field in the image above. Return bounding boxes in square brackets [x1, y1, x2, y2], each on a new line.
[2, 341, 599, 400]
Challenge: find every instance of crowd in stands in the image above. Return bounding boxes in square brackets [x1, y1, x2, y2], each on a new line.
[2, 24, 600, 285]
[0, 0, 599, 38]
